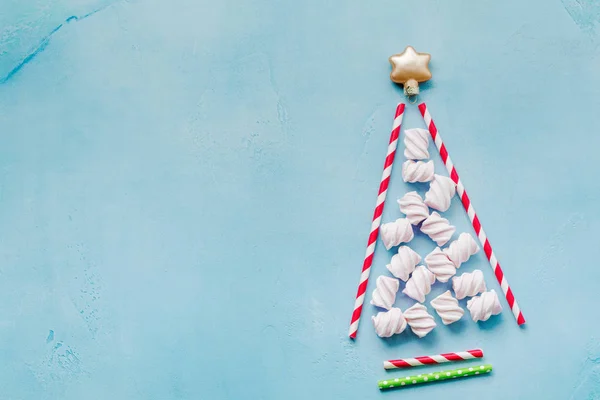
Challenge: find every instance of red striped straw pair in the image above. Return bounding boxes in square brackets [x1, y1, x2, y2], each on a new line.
[348, 103, 525, 339]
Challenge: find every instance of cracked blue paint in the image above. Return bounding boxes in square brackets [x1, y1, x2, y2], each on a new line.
[0, 1, 120, 84]
[561, 0, 600, 35]
[0, 23, 63, 84]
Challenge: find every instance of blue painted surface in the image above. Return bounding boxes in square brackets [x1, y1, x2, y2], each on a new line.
[0, 0, 599, 398]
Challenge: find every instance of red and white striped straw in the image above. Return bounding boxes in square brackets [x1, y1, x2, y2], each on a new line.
[384, 349, 484, 369]
[418, 103, 525, 326]
[349, 103, 405, 339]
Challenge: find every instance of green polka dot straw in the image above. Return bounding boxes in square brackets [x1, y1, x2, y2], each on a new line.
[378, 364, 492, 390]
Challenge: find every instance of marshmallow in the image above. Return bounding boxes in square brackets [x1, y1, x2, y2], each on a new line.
[370, 276, 399, 310]
[444, 233, 480, 268]
[372, 308, 407, 338]
[421, 211, 455, 246]
[452, 270, 487, 300]
[424, 247, 456, 283]
[402, 265, 435, 303]
[425, 174, 456, 212]
[404, 303, 436, 338]
[467, 290, 502, 322]
[430, 290, 464, 325]
[397, 191, 429, 225]
[402, 160, 434, 183]
[380, 218, 414, 250]
[386, 246, 421, 282]
[404, 128, 430, 160]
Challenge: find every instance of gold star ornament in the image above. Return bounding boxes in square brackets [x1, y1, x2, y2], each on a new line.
[389, 46, 431, 96]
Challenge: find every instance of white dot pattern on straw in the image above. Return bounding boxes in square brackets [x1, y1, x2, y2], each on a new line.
[378, 364, 492, 391]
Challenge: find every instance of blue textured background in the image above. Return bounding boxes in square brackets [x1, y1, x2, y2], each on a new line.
[1, 0, 599, 399]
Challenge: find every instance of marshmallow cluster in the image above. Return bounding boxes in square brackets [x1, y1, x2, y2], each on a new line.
[370, 126, 503, 339]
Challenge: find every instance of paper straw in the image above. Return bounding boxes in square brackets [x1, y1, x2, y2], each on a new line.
[418, 103, 525, 326]
[378, 364, 492, 390]
[349, 103, 405, 339]
[384, 349, 483, 369]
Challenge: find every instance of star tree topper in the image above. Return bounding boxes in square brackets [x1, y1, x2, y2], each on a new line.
[389, 46, 431, 96]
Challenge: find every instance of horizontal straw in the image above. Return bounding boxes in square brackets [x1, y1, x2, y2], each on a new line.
[378, 364, 492, 390]
[384, 349, 483, 369]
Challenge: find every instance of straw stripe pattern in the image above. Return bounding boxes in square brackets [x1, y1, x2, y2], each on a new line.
[418, 103, 525, 326]
[384, 349, 484, 369]
[349, 103, 405, 339]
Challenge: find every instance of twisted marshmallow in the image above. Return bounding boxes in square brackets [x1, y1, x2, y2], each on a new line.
[402, 265, 435, 303]
[424, 247, 456, 283]
[380, 218, 414, 250]
[424, 174, 456, 212]
[467, 290, 502, 322]
[386, 246, 421, 282]
[370, 276, 399, 310]
[404, 128, 430, 160]
[397, 191, 429, 225]
[452, 269, 487, 300]
[430, 290, 464, 325]
[402, 160, 434, 183]
[420, 212, 455, 246]
[404, 303, 436, 338]
[372, 308, 407, 338]
[444, 233, 480, 268]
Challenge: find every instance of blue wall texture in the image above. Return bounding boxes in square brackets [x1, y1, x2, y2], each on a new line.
[1, 0, 600, 398]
